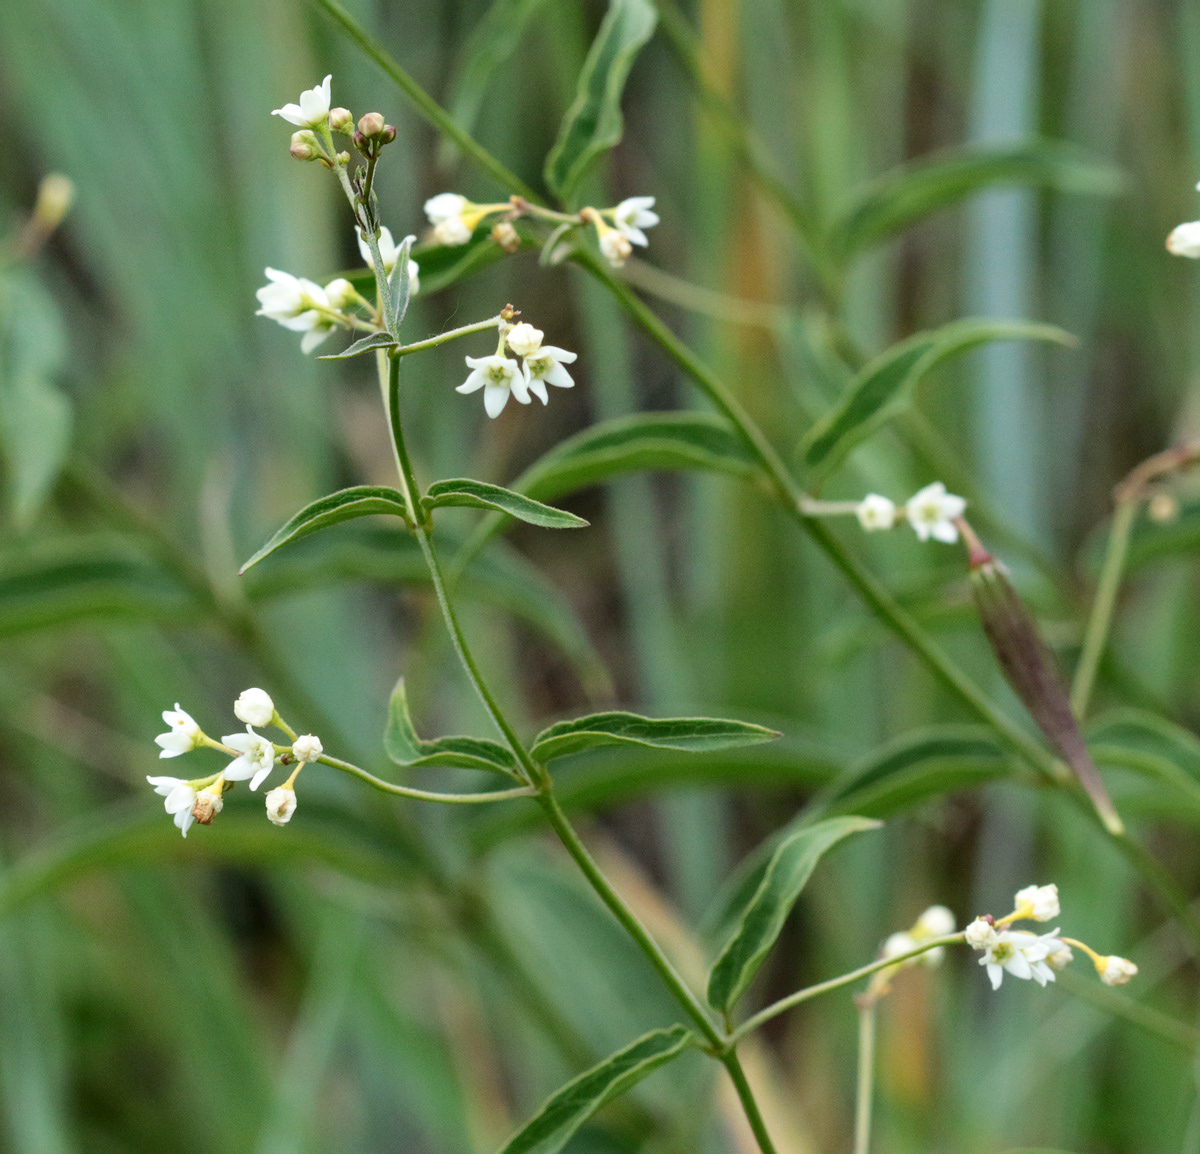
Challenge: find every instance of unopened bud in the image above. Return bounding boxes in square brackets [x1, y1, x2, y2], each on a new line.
[290, 130, 320, 161]
[600, 229, 633, 267]
[380, 124, 397, 145]
[192, 784, 225, 825]
[357, 112, 386, 138]
[33, 174, 74, 233]
[492, 220, 521, 253]
[329, 107, 354, 134]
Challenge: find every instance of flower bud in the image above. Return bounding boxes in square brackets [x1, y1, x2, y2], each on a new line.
[33, 173, 74, 233]
[380, 124, 397, 145]
[234, 688, 275, 727]
[1167, 221, 1200, 258]
[328, 106, 354, 134]
[913, 904, 956, 939]
[1098, 955, 1138, 986]
[1014, 883, 1060, 922]
[292, 734, 323, 763]
[600, 229, 633, 267]
[192, 783, 225, 825]
[492, 220, 521, 253]
[265, 786, 297, 826]
[290, 130, 321, 161]
[357, 112, 386, 138]
[964, 916, 997, 950]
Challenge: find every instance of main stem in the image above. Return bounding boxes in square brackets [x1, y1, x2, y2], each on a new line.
[852, 1002, 878, 1154]
[720, 1050, 780, 1154]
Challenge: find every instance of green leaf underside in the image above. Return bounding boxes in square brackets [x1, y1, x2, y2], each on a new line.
[830, 140, 1123, 256]
[706, 816, 880, 1012]
[497, 1025, 692, 1154]
[385, 678, 516, 774]
[801, 319, 1074, 477]
[543, 0, 658, 202]
[239, 487, 410, 574]
[317, 331, 399, 360]
[424, 478, 588, 529]
[531, 711, 780, 763]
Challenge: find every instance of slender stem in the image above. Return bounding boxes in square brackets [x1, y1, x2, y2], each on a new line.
[536, 791, 724, 1049]
[852, 1002, 878, 1154]
[316, 753, 535, 804]
[394, 316, 501, 359]
[1071, 498, 1137, 718]
[719, 1050, 779, 1154]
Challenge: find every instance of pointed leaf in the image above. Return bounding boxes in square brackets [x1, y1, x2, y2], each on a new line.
[317, 331, 399, 360]
[829, 140, 1123, 256]
[801, 319, 1074, 479]
[239, 486, 410, 574]
[386, 233, 415, 331]
[706, 816, 880, 1012]
[532, 711, 779, 763]
[424, 478, 588, 529]
[543, 0, 658, 202]
[384, 678, 517, 775]
[497, 1025, 692, 1154]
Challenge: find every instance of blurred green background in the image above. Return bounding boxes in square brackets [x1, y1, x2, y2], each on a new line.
[2, 0, 1200, 1151]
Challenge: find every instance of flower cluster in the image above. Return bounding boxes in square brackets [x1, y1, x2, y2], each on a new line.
[146, 690, 321, 836]
[964, 883, 1137, 990]
[457, 320, 577, 418]
[855, 482, 967, 543]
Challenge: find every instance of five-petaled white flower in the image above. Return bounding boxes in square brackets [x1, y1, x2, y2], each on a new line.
[272, 74, 333, 129]
[155, 704, 203, 758]
[522, 345, 577, 405]
[292, 734, 324, 764]
[457, 354, 529, 418]
[255, 268, 340, 354]
[356, 227, 420, 294]
[222, 727, 277, 790]
[234, 688, 275, 728]
[1098, 955, 1138, 986]
[146, 776, 198, 838]
[978, 928, 1065, 990]
[856, 494, 896, 532]
[1167, 221, 1200, 258]
[265, 786, 298, 826]
[905, 482, 967, 544]
[1014, 883, 1060, 923]
[613, 196, 660, 248]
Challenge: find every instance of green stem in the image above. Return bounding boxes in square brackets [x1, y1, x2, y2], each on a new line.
[394, 316, 501, 359]
[1071, 498, 1137, 718]
[316, 753, 536, 804]
[853, 1001, 878, 1154]
[718, 1050, 779, 1154]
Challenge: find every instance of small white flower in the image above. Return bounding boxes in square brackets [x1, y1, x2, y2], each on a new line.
[272, 74, 333, 128]
[425, 194, 476, 246]
[265, 786, 297, 826]
[222, 727, 277, 790]
[1167, 221, 1200, 258]
[979, 928, 1062, 990]
[882, 931, 916, 961]
[234, 688, 275, 728]
[1098, 955, 1138, 986]
[323, 278, 358, 311]
[1045, 939, 1074, 972]
[434, 216, 473, 246]
[600, 229, 633, 267]
[964, 916, 998, 950]
[424, 192, 469, 223]
[191, 782, 225, 826]
[506, 323, 544, 358]
[613, 196, 659, 247]
[255, 268, 340, 353]
[155, 704, 203, 759]
[855, 494, 896, 532]
[457, 354, 529, 418]
[357, 228, 422, 295]
[292, 734, 324, 763]
[146, 776, 198, 837]
[913, 904, 956, 938]
[1014, 883, 1060, 923]
[522, 345, 577, 404]
[905, 482, 967, 544]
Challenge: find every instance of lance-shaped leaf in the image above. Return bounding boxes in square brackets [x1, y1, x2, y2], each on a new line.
[239, 486, 410, 574]
[828, 140, 1123, 257]
[317, 331, 399, 360]
[423, 479, 588, 529]
[543, 0, 657, 201]
[970, 553, 1123, 834]
[706, 816, 880, 1012]
[384, 678, 518, 776]
[531, 711, 780, 763]
[497, 1025, 692, 1154]
[801, 319, 1074, 479]
[386, 232, 416, 333]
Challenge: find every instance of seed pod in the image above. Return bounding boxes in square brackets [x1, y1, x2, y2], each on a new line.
[970, 550, 1124, 835]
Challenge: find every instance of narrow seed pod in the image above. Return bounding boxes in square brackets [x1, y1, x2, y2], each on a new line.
[969, 545, 1124, 835]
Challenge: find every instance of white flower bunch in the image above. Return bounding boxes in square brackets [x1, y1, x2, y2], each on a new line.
[457, 321, 577, 418]
[852, 482, 967, 543]
[582, 197, 660, 267]
[146, 689, 319, 835]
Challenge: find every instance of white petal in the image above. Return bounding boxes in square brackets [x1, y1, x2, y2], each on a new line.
[510, 371, 531, 405]
[250, 764, 274, 791]
[540, 346, 577, 364]
[525, 374, 548, 404]
[300, 326, 333, 354]
[986, 962, 1003, 990]
[483, 384, 510, 418]
[456, 369, 487, 394]
[622, 226, 649, 247]
[929, 520, 960, 544]
[544, 362, 574, 389]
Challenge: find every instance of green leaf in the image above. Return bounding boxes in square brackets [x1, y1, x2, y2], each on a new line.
[497, 1026, 692, 1154]
[1088, 710, 1200, 808]
[317, 331, 399, 360]
[531, 711, 780, 763]
[706, 816, 880, 1012]
[543, 0, 658, 201]
[386, 233, 416, 331]
[829, 140, 1123, 257]
[423, 478, 588, 529]
[239, 486, 410, 574]
[384, 678, 518, 776]
[800, 319, 1074, 479]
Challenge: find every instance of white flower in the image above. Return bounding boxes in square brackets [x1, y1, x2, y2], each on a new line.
[292, 734, 324, 763]
[522, 345, 577, 404]
[234, 688, 275, 727]
[146, 776, 198, 837]
[905, 482, 967, 544]
[600, 229, 633, 267]
[882, 931, 916, 961]
[1014, 883, 1060, 923]
[434, 216, 473, 246]
[272, 74, 333, 128]
[457, 354, 529, 418]
[356, 227, 420, 295]
[1045, 940, 1074, 972]
[855, 494, 896, 532]
[424, 192, 469, 223]
[613, 196, 659, 247]
[222, 727, 277, 790]
[324, 278, 358, 311]
[191, 782, 225, 826]
[978, 928, 1062, 990]
[964, 916, 997, 950]
[506, 323, 544, 358]
[155, 704, 203, 759]
[1167, 221, 1200, 258]
[265, 786, 297, 826]
[255, 268, 339, 353]
[913, 905, 956, 938]
[1098, 955, 1138, 986]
